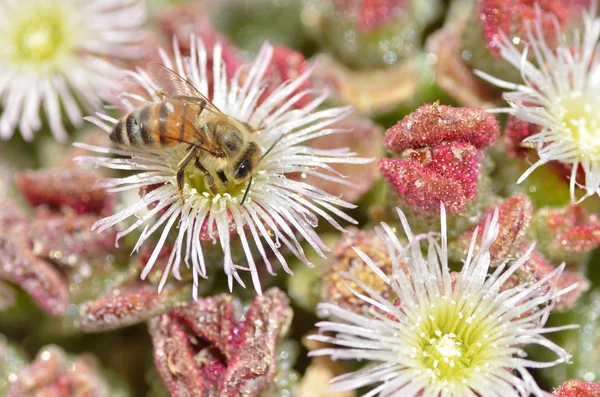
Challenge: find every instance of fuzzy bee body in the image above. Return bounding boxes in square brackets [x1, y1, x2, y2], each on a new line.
[110, 100, 201, 149]
[110, 63, 268, 204]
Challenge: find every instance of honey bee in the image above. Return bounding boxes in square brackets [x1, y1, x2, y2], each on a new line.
[110, 64, 276, 204]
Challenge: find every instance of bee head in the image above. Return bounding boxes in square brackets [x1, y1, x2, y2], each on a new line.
[233, 142, 261, 182]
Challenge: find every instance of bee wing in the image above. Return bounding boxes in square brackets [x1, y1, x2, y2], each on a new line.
[158, 97, 222, 150]
[147, 63, 224, 115]
[156, 100, 222, 155]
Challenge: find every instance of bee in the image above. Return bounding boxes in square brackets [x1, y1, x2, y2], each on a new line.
[110, 64, 278, 204]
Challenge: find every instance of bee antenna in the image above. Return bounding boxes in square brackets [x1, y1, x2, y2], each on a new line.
[260, 134, 284, 162]
[241, 135, 283, 206]
[240, 175, 253, 206]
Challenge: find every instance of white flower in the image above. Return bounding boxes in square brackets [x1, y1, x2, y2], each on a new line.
[76, 37, 371, 297]
[475, 4, 600, 203]
[0, 0, 146, 142]
[310, 206, 577, 397]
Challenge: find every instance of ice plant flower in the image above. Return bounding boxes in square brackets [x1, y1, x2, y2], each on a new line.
[310, 206, 577, 396]
[475, 5, 600, 202]
[0, 0, 146, 141]
[77, 37, 369, 297]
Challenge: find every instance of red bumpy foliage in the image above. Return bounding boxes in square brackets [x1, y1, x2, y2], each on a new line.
[380, 103, 499, 214]
[553, 380, 600, 397]
[148, 288, 292, 397]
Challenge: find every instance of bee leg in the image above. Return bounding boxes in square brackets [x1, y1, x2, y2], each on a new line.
[176, 147, 200, 200]
[176, 170, 186, 201]
[216, 170, 228, 187]
[173, 95, 208, 111]
[156, 90, 168, 100]
[194, 157, 215, 191]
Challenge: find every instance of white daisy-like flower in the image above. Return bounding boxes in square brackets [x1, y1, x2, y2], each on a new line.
[475, 4, 600, 203]
[310, 206, 577, 397]
[0, 0, 146, 142]
[76, 37, 371, 297]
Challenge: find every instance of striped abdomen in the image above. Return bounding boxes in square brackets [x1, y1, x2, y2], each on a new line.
[110, 100, 201, 149]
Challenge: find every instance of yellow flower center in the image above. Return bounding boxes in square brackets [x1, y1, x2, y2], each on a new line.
[185, 165, 249, 201]
[415, 298, 498, 385]
[5, 2, 82, 68]
[433, 333, 463, 359]
[422, 331, 471, 377]
[20, 23, 62, 61]
[561, 97, 600, 158]
[167, 146, 250, 203]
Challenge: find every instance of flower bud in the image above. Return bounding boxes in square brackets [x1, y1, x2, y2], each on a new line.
[531, 204, 600, 266]
[322, 228, 396, 314]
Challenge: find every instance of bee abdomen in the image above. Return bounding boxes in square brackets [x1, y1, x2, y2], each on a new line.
[109, 119, 127, 146]
[110, 107, 156, 148]
[136, 107, 156, 146]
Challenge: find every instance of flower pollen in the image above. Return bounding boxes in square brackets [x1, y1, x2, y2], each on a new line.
[417, 299, 495, 384]
[560, 97, 600, 158]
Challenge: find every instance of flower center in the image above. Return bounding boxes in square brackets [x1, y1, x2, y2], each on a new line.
[422, 331, 471, 378]
[560, 97, 600, 158]
[5, 2, 81, 67]
[414, 298, 499, 385]
[185, 167, 249, 201]
[165, 146, 249, 203]
[20, 23, 62, 61]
